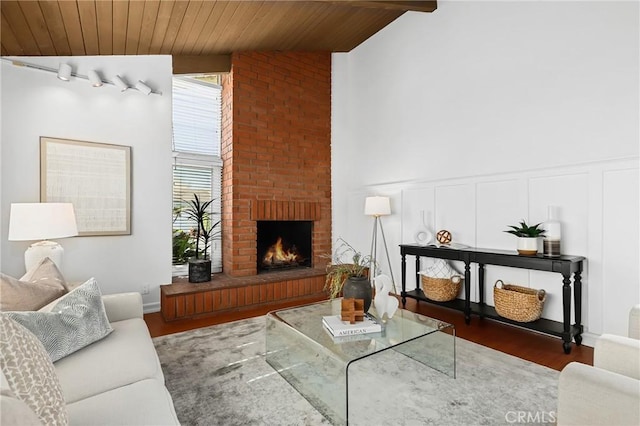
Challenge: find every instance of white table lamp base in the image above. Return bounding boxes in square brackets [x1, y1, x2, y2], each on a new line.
[25, 240, 64, 273]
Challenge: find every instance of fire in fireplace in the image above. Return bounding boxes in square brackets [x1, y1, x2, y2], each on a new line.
[257, 221, 312, 273]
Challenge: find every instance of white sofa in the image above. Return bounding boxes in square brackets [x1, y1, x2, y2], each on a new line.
[2, 292, 180, 425]
[557, 305, 640, 426]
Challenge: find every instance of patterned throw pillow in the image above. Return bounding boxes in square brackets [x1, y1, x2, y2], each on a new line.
[0, 314, 69, 425]
[6, 278, 113, 362]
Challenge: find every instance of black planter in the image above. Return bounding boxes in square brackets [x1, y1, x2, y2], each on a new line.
[342, 276, 372, 312]
[189, 259, 212, 283]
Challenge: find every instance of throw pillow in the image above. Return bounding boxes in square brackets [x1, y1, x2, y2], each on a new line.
[0, 273, 66, 312]
[0, 258, 69, 312]
[20, 257, 70, 292]
[6, 278, 113, 362]
[0, 314, 69, 425]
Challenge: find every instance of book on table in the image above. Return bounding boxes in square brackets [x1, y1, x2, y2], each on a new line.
[322, 314, 382, 337]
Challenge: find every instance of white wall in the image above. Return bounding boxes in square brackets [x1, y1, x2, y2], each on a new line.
[332, 1, 639, 340]
[1, 55, 173, 312]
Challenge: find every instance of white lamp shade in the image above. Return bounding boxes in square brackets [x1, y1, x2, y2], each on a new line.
[364, 196, 391, 216]
[8, 203, 78, 241]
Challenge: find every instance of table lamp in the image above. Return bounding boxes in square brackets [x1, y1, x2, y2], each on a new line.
[8, 203, 78, 272]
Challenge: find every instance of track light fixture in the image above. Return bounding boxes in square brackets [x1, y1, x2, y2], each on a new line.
[113, 75, 128, 92]
[88, 70, 103, 87]
[2, 58, 162, 95]
[135, 80, 152, 95]
[57, 63, 72, 81]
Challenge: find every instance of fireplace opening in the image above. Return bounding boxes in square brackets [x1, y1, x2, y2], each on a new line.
[257, 221, 312, 273]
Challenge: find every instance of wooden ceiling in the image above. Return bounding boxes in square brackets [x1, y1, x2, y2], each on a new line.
[1, 1, 436, 58]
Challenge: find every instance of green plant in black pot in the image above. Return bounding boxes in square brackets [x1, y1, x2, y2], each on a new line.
[184, 194, 221, 283]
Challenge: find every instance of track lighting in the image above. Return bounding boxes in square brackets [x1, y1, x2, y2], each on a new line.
[113, 75, 128, 92]
[88, 70, 103, 87]
[57, 63, 72, 81]
[1, 58, 161, 95]
[135, 80, 152, 95]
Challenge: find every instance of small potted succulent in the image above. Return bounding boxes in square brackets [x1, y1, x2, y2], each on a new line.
[505, 220, 546, 255]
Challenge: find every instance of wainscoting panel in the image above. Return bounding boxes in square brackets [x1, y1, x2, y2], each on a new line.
[349, 157, 639, 337]
[602, 168, 639, 334]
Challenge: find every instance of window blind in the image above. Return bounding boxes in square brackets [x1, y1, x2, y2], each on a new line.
[172, 77, 222, 156]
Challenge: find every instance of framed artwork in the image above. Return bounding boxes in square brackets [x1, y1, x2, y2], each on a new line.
[40, 137, 131, 236]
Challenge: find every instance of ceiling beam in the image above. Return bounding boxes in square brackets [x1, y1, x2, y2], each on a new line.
[172, 55, 232, 74]
[317, 1, 437, 13]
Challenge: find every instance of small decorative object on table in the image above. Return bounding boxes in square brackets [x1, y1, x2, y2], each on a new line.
[373, 274, 399, 320]
[322, 313, 382, 337]
[493, 279, 546, 322]
[543, 206, 562, 257]
[341, 298, 365, 324]
[419, 259, 463, 302]
[504, 220, 546, 255]
[436, 229, 452, 245]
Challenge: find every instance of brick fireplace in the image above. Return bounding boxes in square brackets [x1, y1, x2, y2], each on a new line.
[161, 51, 332, 321]
[221, 51, 332, 277]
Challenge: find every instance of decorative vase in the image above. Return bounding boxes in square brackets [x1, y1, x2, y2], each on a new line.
[517, 237, 539, 255]
[189, 259, 212, 283]
[342, 276, 372, 312]
[543, 206, 562, 257]
[373, 274, 399, 320]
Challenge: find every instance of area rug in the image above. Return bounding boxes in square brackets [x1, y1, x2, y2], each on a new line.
[153, 316, 559, 426]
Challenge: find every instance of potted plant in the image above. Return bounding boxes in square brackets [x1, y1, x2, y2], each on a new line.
[505, 220, 546, 255]
[184, 194, 221, 283]
[324, 238, 374, 312]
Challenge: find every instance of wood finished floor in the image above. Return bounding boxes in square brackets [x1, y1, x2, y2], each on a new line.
[144, 295, 593, 372]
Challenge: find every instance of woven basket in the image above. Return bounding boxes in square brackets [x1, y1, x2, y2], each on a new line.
[493, 280, 546, 322]
[421, 275, 462, 302]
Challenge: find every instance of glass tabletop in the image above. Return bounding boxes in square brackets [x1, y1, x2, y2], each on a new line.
[270, 298, 453, 364]
[266, 299, 456, 425]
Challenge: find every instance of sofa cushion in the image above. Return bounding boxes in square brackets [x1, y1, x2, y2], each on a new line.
[0, 315, 69, 425]
[6, 278, 113, 362]
[55, 318, 164, 404]
[66, 379, 179, 426]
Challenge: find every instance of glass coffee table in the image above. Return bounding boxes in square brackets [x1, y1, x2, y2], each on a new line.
[265, 299, 455, 425]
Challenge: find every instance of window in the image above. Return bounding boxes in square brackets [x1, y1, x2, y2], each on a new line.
[172, 76, 223, 275]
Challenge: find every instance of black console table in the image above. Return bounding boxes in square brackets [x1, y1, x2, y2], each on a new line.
[400, 244, 585, 354]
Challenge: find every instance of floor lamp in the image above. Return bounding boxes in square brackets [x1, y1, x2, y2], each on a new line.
[364, 196, 396, 293]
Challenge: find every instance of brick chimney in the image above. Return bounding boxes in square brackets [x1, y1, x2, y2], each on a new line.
[220, 51, 332, 277]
